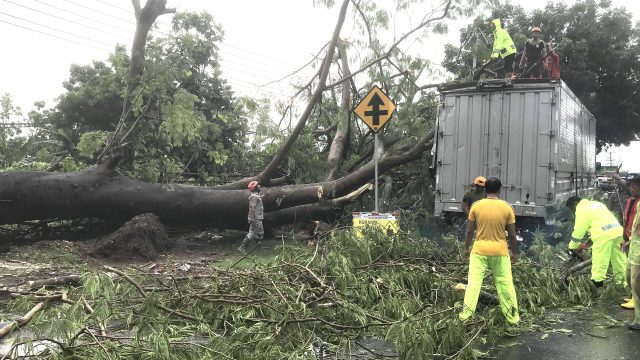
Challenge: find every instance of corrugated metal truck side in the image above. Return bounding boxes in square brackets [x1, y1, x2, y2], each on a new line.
[433, 79, 596, 221]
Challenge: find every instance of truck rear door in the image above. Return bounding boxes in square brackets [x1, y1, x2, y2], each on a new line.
[499, 89, 554, 207]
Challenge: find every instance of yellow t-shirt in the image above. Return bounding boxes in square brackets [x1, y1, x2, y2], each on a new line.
[468, 198, 516, 256]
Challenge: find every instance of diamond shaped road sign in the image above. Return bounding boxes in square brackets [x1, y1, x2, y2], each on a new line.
[353, 85, 396, 133]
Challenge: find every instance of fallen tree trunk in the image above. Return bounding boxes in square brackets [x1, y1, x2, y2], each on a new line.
[0, 131, 433, 227]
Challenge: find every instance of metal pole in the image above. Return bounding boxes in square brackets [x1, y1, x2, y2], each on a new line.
[374, 133, 379, 212]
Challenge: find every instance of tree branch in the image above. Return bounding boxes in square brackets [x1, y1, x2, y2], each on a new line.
[131, 0, 141, 17]
[326, 0, 454, 89]
[0, 302, 46, 339]
[213, 0, 351, 190]
[326, 38, 352, 181]
[260, 41, 331, 88]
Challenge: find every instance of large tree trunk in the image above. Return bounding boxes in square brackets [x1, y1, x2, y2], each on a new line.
[0, 132, 433, 227]
[100, 0, 175, 160]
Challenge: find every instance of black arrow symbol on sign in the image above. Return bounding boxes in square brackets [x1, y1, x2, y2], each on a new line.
[364, 93, 388, 126]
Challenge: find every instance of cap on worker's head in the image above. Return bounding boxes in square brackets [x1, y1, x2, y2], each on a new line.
[473, 176, 487, 187]
[247, 181, 260, 191]
[565, 196, 582, 208]
[531, 26, 541, 33]
[629, 176, 640, 186]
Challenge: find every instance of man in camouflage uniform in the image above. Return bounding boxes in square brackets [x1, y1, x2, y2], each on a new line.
[238, 181, 264, 252]
[462, 176, 487, 216]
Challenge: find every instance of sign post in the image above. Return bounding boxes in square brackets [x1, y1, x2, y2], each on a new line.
[374, 133, 379, 211]
[353, 85, 396, 212]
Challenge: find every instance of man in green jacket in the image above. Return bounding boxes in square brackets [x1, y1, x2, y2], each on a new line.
[566, 196, 627, 286]
[489, 19, 517, 78]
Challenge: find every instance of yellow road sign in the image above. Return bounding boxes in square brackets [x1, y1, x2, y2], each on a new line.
[353, 85, 396, 133]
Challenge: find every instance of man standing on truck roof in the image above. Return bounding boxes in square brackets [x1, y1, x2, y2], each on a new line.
[462, 176, 487, 216]
[519, 27, 546, 78]
[459, 177, 519, 324]
[565, 196, 627, 287]
[621, 177, 640, 309]
[488, 19, 517, 79]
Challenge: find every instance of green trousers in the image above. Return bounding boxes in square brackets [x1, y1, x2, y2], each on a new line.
[629, 234, 640, 324]
[631, 264, 640, 325]
[459, 254, 519, 324]
[591, 236, 626, 283]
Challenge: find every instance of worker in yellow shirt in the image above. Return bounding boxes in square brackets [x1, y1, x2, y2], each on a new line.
[459, 177, 519, 324]
[565, 196, 627, 286]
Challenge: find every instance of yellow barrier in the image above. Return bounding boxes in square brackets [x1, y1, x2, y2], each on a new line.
[352, 212, 399, 237]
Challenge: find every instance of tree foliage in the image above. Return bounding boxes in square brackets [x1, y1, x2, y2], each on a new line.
[23, 12, 250, 183]
[0, 94, 27, 168]
[442, 0, 640, 148]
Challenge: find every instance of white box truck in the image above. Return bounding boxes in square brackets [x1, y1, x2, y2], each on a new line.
[433, 78, 596, 222]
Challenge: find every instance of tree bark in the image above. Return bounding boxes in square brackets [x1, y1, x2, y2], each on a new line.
[326, 38, 352, 181]
[264, 184, 372, 226]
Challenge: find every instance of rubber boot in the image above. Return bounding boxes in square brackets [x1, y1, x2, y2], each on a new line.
[622, 297, 635, 309]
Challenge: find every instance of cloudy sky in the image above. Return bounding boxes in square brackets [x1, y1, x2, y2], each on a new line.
[1, 0, 638, 170]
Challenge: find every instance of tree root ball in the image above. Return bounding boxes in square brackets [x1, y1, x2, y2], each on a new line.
[91, 213, 173, 260]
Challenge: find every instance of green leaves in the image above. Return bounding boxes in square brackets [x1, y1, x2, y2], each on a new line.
[160, 89, 204, 148]
[76, 131, 112, 159]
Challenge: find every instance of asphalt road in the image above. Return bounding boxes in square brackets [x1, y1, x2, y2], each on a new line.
[489, 304, 639, 360]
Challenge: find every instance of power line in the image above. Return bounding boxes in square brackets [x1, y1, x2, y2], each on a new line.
[48, 0, 309, 70]
[219, 42, 302, 68]
[0, 11, 116, 49]
[0, 18, 112, 52]
[218, 48, 317, 75]
[2, 1, 309, 98]
[33, 0, 133, 36]
[14, 0, 317, 76]
[3, 1, 303, 79]
[221, 61, 308, 82]
[60, 0, 134, 25]
[0, 14, 295, 94]
[224, 76, 290, 97]
[2, 0, 131, 43]
[92, 0, 132, 15]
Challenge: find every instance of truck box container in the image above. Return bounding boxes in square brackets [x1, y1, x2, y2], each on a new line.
[433, 79, 596, 220]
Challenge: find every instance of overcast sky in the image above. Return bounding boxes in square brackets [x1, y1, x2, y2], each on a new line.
[1, 0, 638, 170]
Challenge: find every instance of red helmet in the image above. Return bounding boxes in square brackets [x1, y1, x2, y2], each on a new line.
[247, 181, 260, 191]
[531, 27, 541, 33]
